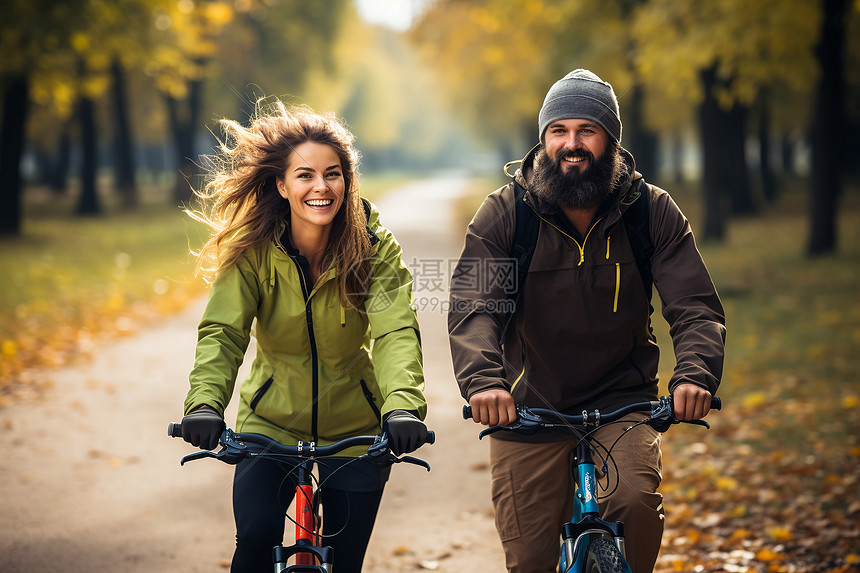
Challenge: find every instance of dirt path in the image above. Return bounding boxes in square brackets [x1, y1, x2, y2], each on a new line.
[0, 173, 506, 572]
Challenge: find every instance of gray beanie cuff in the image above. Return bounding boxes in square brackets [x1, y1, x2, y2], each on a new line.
[538, 69, 622, 143]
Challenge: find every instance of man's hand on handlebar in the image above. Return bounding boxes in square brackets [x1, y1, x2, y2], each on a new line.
[672, 383, 712, 422]
[468, 388, 517, 427]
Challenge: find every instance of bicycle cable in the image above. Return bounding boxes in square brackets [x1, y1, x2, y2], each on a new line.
[276, 460, 326, 539]
[596, 416, 655, 502]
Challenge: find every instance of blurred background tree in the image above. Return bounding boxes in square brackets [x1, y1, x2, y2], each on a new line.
[411, 0, 855, 248]
[1, 0, 858, 255]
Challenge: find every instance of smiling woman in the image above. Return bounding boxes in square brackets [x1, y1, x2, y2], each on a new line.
[178, 99, 429, 573]
[276, 141, 346, 282]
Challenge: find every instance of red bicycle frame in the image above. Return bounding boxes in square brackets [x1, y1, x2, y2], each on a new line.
[293, 466, 318, 567]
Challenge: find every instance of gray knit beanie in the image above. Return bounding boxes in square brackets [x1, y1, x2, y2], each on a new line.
[538, 69, 622, 143]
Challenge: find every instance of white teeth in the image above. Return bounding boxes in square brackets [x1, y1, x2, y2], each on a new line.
[305, 199, 333, 206]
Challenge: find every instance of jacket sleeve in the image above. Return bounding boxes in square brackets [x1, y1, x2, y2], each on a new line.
[649, 187, 726, 395]
[184, 253, 260, 416]
[447, 185, 516, 401]
[365, 224, 427, 420]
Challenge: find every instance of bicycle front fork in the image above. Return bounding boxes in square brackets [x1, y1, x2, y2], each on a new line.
[273, 540, 332, 572]
[560, 515, 628, 568]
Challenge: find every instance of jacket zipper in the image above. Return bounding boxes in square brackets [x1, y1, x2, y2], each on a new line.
[607, 236, 620, 313]
[529, 205, 602, 266]
[290, 255, 320, 442]
[525, 198, 622, 312]
[359, 379, 382, 422]
[250, 376, 274, 411]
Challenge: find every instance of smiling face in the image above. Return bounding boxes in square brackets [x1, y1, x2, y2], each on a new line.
[543, 118, 610, 174]
[277, 141, 346, 237]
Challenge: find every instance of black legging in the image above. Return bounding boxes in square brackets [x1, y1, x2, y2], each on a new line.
[230, 456, 386, 573]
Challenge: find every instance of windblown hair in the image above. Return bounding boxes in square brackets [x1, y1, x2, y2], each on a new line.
[189, 100, 371, 309]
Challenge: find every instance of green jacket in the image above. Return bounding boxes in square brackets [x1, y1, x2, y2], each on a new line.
[184, 200, 426, 455]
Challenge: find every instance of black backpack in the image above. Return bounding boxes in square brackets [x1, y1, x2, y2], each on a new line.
[500, 177, 654, 344]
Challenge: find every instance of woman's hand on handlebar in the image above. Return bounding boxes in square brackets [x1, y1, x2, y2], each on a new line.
[672, 383, 712, 422]
[468, 388, 517, 427]
[383, 410, 429, 456]
[180, 406, 225, 450]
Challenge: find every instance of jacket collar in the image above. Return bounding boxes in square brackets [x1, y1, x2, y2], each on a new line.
[513, 143, 642, 237]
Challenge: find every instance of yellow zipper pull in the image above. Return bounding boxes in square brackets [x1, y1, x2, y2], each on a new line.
[340, 304, 346, 327]
[606, 236, 611, 259]
[613, 262, 620, 312]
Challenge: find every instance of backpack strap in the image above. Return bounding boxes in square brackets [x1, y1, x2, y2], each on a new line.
[620, 178, 654, 300]
[500, 179, 540, 345]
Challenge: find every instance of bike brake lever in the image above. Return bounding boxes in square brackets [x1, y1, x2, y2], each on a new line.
[180, 450, 218, 466]
[478, 421, 541, 439]
[398, 455, 431, 472]
[478, 406, 544, 439]
[683, 419, 711, 429]
[478, 425, 510, 439]
[364, 442, 431, 471]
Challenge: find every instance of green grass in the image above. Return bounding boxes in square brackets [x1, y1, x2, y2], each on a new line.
[0, 173, 411, 396]
[0, 188, 209, 392]
[659, 180, 860, 409]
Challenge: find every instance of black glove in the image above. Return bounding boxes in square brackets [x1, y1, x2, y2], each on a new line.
[383, 410, 428, 456]
[181, 406, 225, 451]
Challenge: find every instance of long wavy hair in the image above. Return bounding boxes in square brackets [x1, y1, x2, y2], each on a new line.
[189, 100, 372, 309]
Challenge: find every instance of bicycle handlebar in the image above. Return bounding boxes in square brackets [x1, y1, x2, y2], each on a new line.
[168, 423, 435, 470]
[462, 396, 722, 438]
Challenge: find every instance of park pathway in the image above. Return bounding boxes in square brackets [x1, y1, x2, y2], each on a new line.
[0, 173, 506, 572]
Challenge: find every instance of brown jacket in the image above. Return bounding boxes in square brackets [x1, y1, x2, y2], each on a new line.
[448, 148, 725, 419]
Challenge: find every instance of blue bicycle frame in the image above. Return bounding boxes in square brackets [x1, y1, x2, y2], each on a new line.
[464, 396, 721, 573]
[558, 440, 634, 573]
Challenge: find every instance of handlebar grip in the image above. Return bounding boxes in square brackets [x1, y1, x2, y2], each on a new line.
[710, 397, 722, 411]
[168, 422, 182, 438]
[425, 430, 436, 445]
[462, 405, 472, 420]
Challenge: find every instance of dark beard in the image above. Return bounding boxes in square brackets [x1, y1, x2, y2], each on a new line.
[530, 143, 626, 211]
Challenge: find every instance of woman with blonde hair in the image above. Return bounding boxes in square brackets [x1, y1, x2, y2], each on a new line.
[178, 101, 428, 572]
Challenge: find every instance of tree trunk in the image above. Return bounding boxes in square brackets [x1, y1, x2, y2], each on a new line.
[76, 89, 101, 216]
[624, 84, 659, 182]
[0, 74, 30, 236]
[698, 66, 728, 241]
[758, 91, 778, 203]
[49, 128, 71, 193]
[781, 135, 796, 175]
[167, 73, 205, 205]
[671, 133, 685, 184]
[726, 102, 756, 216]
[808, 0, 848, 256]
[111, 58, 137, 209]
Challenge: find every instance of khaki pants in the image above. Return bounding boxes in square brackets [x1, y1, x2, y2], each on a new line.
[489, 414, 663, 573]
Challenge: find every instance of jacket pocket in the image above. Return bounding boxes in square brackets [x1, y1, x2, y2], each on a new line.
[359, 379, 382, 422]
[250, 376, 274, 411]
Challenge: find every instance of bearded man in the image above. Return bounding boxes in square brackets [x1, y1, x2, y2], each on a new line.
[447, 69, 726, 573]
